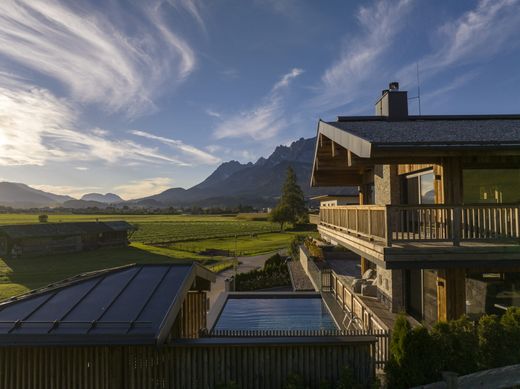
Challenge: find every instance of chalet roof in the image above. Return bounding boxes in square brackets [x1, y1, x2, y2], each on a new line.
[0, 263, 215, 345]
[321, 116, 520, 158]
[0, 221, 134, 239]
[311, 115, 520, 187]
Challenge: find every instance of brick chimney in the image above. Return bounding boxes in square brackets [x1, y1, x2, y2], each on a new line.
[375, 82, 408, 120]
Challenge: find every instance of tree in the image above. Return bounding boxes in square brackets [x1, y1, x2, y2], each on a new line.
[270, 166, 306, 230]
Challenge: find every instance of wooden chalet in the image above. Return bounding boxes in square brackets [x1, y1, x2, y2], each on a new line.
[311, 82, 520, 324]
[0, 221, 135, 258]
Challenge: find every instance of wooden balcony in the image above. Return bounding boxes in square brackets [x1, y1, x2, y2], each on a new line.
[318, 204, 520, 268]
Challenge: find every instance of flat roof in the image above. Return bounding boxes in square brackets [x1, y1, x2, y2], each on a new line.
[310, 195, 359, 201]
[0, 263, 215, 345]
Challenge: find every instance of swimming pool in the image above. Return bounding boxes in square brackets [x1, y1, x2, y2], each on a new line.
[213, 296, 337, 331]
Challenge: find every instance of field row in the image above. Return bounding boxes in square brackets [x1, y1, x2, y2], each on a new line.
[131, 221, 280, 244]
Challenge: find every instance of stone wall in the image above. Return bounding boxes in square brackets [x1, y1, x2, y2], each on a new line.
[376, 265, 405, 313]
[374, 164, 401, 205]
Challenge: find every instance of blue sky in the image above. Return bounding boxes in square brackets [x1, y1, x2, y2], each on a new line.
[1, 0, 520, 199]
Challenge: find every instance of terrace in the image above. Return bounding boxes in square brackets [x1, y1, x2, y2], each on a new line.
[319, 204, 520, 268]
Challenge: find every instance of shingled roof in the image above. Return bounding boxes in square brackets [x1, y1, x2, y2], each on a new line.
[319, 116, 520, 158]
[0, 263, 215, 345]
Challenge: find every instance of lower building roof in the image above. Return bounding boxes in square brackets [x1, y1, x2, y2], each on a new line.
[0, 263, 215, 346]
[0, 221, 134, 240]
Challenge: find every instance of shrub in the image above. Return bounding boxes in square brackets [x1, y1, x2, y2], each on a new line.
[431, 316, 478, 375]
[235, 253, 290, 291]
[478, 314, 508, 369]
[289, 235, 305, 260]
[500, 307, 520, 365]
[386, 316, 439, 388]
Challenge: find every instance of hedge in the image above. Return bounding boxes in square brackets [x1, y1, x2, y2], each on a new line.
[386, 307, 520, 388]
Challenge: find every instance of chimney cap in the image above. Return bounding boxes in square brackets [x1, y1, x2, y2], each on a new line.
[389, 82, 399, 91]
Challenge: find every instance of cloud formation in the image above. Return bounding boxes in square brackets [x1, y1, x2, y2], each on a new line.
[130, 130, 221, 164]
[398, 0, 520, 89]
[0, 76, 190, 167]
[0, 0, 197, 116]
[311, 0, 413, 110]
[213, 68, 303, 140]
[114, 177, 174, 200]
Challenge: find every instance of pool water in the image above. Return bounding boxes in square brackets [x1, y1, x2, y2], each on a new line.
[214, 297, 337, 331]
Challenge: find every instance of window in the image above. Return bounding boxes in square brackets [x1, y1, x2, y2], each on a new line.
[404, 170, 435, 205]
[463, 169, 520, 204]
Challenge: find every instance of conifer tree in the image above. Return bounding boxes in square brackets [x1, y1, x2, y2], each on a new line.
[270, 166, 306, 230]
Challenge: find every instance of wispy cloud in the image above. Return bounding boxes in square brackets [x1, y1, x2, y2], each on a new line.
[311, 0, 413, 110]
[213, 68, 303, 140]
[130, 130, 221, 164]
[0, 0, 198, 116]
[399, 0, 520, 90]
[31, 184, 101, 198]
[205, 109, 222, 118]
[0, 76, 190, 167]
[114, 177, 174, 199]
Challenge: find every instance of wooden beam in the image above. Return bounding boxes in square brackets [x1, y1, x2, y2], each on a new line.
[331, 141, 336, 158]
[437, 268, 466, 321]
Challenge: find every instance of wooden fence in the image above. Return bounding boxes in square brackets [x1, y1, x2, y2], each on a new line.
[0, 337, 377, 389]
[320, 204, 520, 247]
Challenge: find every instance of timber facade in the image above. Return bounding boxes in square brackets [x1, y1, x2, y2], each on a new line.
[311, 82, 520, 325]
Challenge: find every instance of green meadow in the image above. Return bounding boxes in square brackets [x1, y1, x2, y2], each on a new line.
[0, 213, 315, 301]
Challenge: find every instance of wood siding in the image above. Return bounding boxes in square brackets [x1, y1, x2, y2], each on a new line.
[0, 340, 376, 389]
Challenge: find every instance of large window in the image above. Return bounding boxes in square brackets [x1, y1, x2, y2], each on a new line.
[463, 169, 520, 204]
[404, 170, 435, 205]
[466, 272, 520, 319]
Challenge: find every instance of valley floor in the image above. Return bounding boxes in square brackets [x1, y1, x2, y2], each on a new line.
[0, 213, 315, 301]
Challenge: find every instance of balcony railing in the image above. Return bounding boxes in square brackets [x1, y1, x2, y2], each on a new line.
[319, 204, 520, 246]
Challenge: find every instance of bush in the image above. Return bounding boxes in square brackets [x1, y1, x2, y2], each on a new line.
[387, 309, 520, 387]
[431, 316, 478, 375]
[235, 253, 290, 291]
[386, 316, 439, 388]
[289, 235, 305, 260]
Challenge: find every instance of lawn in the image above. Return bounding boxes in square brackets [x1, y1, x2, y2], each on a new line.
[168, 231, 316, 256]
[0, 242, 223, 301]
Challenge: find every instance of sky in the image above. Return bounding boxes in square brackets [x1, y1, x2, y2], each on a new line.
[1, 0, 520, 199]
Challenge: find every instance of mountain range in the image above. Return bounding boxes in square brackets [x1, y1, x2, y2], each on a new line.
[0, 137, 355, 209]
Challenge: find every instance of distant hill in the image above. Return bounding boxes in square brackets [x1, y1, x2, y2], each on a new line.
[0, 137, 356, 209]
[137, 137, 356, 207]
[81, 193, 123, 203]
[0, 182, 73, 208]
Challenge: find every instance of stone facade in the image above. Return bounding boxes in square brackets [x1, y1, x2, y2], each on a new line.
[376, 265, 405, 313]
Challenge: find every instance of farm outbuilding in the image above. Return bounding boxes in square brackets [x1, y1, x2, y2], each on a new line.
[0, 263, 380, 388]
[0, 221, 135, 258]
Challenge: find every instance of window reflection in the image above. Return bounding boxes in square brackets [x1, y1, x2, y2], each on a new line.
[463, 169, 520, 204]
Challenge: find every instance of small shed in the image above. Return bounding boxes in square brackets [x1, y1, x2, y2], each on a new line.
[0, 221, 135, 258]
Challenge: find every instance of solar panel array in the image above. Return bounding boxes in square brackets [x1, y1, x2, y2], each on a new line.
[0, 264, 194, 344]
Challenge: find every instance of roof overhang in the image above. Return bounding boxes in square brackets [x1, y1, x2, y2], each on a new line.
[311, 119, 520, 187]
[310, 121, 365, 187]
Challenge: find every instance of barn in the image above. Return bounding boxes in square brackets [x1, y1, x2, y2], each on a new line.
[0, 221, 135, 258]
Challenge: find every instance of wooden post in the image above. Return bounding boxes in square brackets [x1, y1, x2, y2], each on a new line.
[385, 206, 392, 247]
[437, 269, 466, 321]
[360, 258, 369, 277]
[453, 207, 461, 246]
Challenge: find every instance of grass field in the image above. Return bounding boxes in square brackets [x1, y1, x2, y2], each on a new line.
[0, 213, 281, 244]
[169, 231, 314, 256]
[0, 213, 315, 301]
[0, 242, 227, 301]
